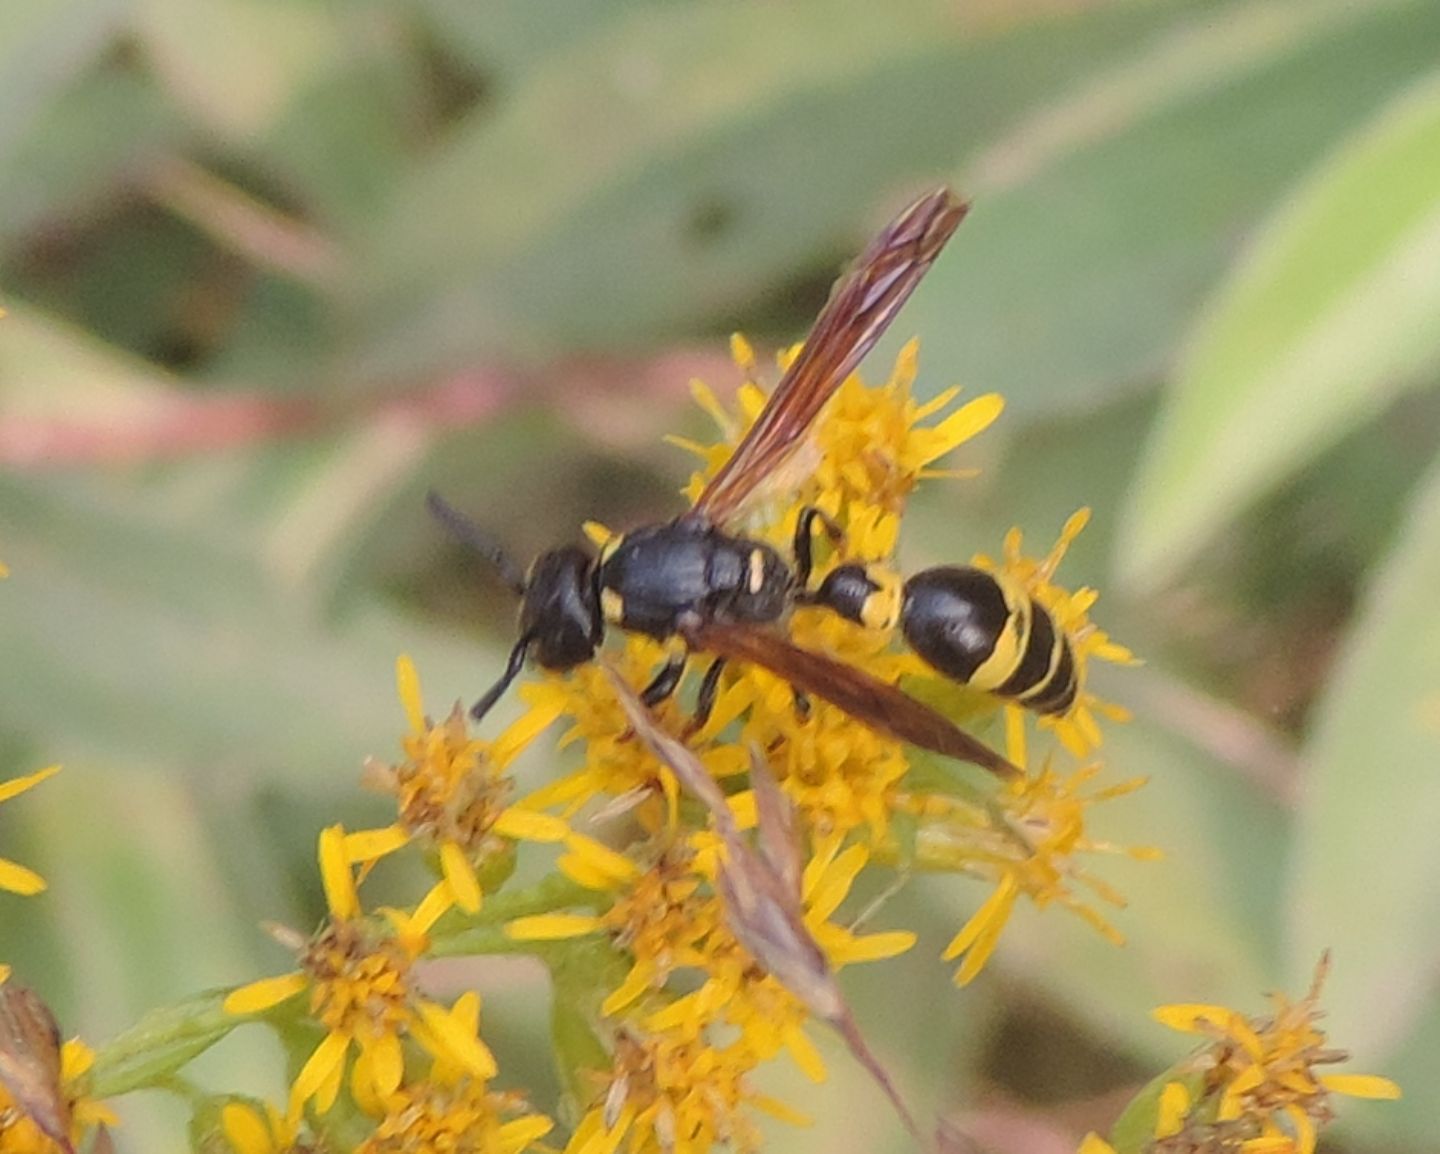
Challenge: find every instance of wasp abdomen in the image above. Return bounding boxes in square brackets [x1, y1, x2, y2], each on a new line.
[900, 566, 1078, 717]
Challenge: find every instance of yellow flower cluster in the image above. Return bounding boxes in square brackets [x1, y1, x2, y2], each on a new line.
[1081, 958, 1399, 1154]
[408, 337, 1151, 1151]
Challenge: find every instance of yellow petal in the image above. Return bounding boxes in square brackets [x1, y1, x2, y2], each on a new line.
[556, 853, 622, 891]
[1077, 1136, 1117, 1154]
[784, 1023, 827, 1083]
[441, 842, 483, 913]
[344, 825, 410, 864]
[919, 393, 1005, 464]
[1319, 1073, 1401, 1099]
[805, 844, 868, 923]
[221, 1102, 273, 1154]
[506, 914, 604, 940]
[750, 1093, 811, 1127]
[1285, 1104, 1316, 1154]
[601, 964, 656, 1018]
[563, 834, 640, 883]
[224, 972, 307, 1015]
[0, 858, 46, 896]
[318, 826, 359, 920]
[416, 998, 497, 1079]
[0, 765, 60, 804]
[499, 1115, 554, 1154]
[407, 880, 454, 937]
[444, 991, 482, 1040]
[828, 930, 916, 964]
[396, 655, 425, 734]
[1150, 1003, 1235, 1034]
[366, 1031, 404, 1097]
[292, 1030, 350, 1109]
[943, 874, 1018, 962]
[1155, 1081, 1190, 1138]
[493, 808, 569, 842]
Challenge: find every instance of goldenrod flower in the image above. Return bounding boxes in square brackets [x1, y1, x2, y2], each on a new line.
[973, 510, 1136, 756]
[922, 735, 1157, 985]
[678, 337, 1002, 554]
[509, 641, 748, 822]
[0, 1037, 118, 1154]
[566, 1027, 803, 1154]
[641, 837, 913, 1088]
[1142, 956, 1399, 1153]
[354, 656, 568, 914]
[356, 992, 553, 1154]
[223, 826, 495, 1112]
[0, 766, 60, 907]
[508, 833, 725, 1018]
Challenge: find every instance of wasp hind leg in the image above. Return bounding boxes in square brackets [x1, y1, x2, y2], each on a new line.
[640, 646, 688, 708]
[682, 657, 728, 738]
[793, 505, 845, 593]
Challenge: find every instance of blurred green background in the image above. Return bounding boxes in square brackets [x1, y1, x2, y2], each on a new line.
[2, 0, 1440, 1150]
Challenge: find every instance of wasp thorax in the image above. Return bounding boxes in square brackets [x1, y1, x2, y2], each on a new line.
[520, 547, 602, 669]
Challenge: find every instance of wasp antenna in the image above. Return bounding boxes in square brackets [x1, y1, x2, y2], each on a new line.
[426, 490, 528, 595]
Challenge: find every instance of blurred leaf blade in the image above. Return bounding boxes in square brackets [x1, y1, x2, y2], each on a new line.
[1120, 66, 1440, 587]
[351, 0, 1216, 382]
[0, 0, 126, 164]
[0, 471, 498, 781]
[901, 0, 1440, 421]
[131, 0, 344, 143]
[1284, 456, 1440, 1063]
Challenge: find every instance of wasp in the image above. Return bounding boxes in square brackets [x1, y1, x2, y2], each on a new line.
[431, 186, 1020, 777]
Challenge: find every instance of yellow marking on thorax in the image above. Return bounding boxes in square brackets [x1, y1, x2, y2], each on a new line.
[968, 572, 1029, 691]
[859, 565, 903, 631]
[600, 587, 626, 624]
[747, 549, 767, 595]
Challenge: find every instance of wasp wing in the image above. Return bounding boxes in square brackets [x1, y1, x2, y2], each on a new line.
[689, 187, 969, 526]
[687, 621, 1018, 778]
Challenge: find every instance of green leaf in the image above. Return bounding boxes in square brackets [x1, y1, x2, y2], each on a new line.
[0, 0, 125, 164]
[88, 988, 234, 1098]
[900, 0, 1440, 424]
[1119, 64, 1440, 588]
[0, 65, 181, 254]
[7, 769, 256, 1082]
[131, 0, 342, 143]
[349, 0, 1206, 382]
[1284, 457, 1440, 1062]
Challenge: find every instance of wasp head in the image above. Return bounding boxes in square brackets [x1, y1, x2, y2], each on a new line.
[520, 546, 603, 669]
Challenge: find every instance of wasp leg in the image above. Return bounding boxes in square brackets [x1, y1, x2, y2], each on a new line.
[684, 658, 728, 737]
[470, 633, 534, 723]
[793, 505, 845, 593]
[640, 650, 688, 708]
[792, 688, 812, 720]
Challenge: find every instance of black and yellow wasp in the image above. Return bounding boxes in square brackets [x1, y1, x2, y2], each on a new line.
[432, 186, 1078, 776]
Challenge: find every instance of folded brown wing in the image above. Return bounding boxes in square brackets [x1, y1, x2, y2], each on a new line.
[687, 621, 1018, 778]
[689, 187, 969, 527]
